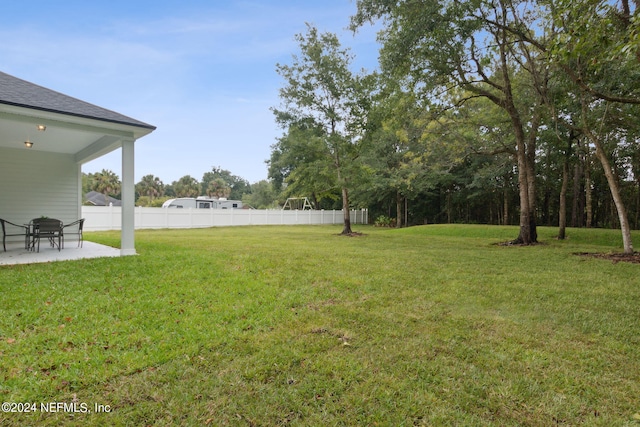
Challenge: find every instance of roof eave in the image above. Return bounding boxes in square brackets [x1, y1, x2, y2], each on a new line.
[0, 100, 156, 132]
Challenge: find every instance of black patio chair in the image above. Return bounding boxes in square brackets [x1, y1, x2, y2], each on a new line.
[1, 218, 29, 252]
[62, 218, 85, 248]
[30, 218, 63, 252]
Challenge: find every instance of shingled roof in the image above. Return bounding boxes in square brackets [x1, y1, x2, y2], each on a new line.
[85, 191, 122, 206]
[0, 71, 155, 130]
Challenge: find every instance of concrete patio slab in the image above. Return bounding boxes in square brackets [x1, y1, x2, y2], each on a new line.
[0, 241, 121, 266]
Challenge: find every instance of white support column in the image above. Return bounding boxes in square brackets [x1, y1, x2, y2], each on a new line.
[121, 138, 136, 256]
[75, 163, 83, 220]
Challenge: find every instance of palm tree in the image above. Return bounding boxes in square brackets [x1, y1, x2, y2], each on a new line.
[92, 169, 121, 205]
[136, 175, 164, 203]
[206, 178, 231, 199]
[173, 175, 200, 198]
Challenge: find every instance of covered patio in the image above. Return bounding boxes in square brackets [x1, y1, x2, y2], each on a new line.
[0, 71, 155, 265]
[0, 241, 120, 266]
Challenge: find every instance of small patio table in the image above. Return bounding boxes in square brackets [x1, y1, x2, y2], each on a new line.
[29, 218, 63, 252]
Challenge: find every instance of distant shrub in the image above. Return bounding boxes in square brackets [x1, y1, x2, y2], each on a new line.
[374, 215, 396, 227]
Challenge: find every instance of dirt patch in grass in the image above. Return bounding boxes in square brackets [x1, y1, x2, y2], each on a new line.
[338, 232, 366, 237]
[494, 240, 545, 247]
[574, 252, 640, 264]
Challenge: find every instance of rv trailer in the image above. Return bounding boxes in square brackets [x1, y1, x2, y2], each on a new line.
[162, 197, 243, 209]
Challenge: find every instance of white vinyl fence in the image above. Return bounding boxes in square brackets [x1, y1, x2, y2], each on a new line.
[81, 206, 369, 231]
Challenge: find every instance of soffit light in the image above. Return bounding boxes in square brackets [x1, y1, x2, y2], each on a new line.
[37, 124, 46, 131]
[24, 140, 34, 148]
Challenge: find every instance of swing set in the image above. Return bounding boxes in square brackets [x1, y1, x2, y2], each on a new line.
[282, 197, 313, 210]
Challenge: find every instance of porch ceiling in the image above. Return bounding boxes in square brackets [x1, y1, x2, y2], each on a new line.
[0, 71, 155, 162]
[0, 103, 153, 163]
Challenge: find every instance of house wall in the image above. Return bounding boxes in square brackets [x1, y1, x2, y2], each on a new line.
[0, 147, 80, 241]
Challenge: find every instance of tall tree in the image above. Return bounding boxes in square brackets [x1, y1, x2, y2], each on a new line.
[201, 167, 250, 201]
[268, 119, 340, 209]
[272, 24, 370, 235]
[543, 0, 640, 252]
[352, 0, 548, 244]
[242, 180, 279, 209]
[579, 98, 638, 253]
[359, 81, 426, 228]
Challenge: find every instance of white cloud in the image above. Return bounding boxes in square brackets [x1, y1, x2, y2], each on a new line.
[1, 0, 380, 185]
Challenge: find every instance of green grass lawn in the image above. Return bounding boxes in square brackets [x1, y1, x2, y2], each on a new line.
[1, 224, 639, 426]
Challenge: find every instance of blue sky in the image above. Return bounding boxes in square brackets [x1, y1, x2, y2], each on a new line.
[0, 0, 380, 184]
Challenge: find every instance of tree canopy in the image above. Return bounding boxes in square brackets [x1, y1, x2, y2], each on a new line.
[271, 24, 371, 234]
[84, 0, 640, 252]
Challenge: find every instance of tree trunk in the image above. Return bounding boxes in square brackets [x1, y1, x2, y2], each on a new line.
[585, 144, 593, 228]
[559, 137, 573, 239]
[503, 183, 509, 225]
[592, 142, 633, 253]
[582, 100, 633, 253]
[405, 197, 409, 227]
[571, 140, 584, 227]
[526, 113, 540, 243]
[512, 127, 537, 244]
[340, 186, 352, 235]
[396, 190, 403, 228]
[333, 141, 352, 235]
[515, 146, 532, 244]
[636, 176, 640, 230]
[542, 146, 552, 225]
[490, 200, 494, 225]
[509, 99, 538, 244]
[527, 164, 538, 243]
[558, 154, 570, 240]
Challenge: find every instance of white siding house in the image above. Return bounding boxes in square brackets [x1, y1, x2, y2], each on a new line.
[0, 71, 155, 256]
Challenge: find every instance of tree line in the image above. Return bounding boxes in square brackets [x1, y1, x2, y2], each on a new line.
[83, 167, 281, 209]
[84, 0, 639, 251]
[268, 0, 640, 250]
